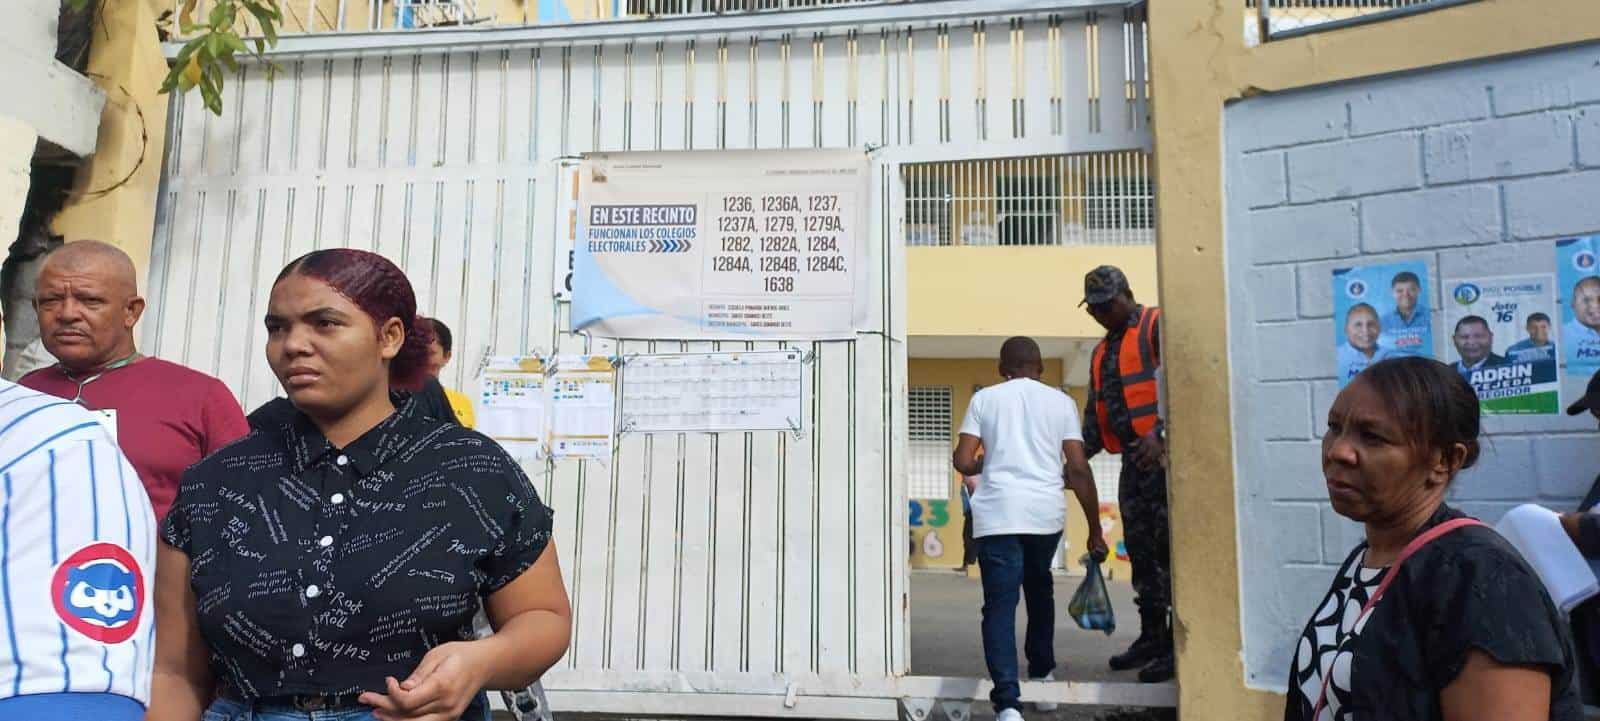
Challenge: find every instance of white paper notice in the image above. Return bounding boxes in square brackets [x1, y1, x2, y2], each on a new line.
[550, 355, 617, 460]
[621, 350, 805, 433]
[571, 149, 871, 340]
[553, 160, 581, 301]
[476, 356, 548, 461]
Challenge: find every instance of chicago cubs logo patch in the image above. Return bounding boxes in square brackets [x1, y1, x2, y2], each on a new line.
[50, 543, 144, 644]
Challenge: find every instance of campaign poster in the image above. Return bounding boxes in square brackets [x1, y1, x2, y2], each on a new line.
[1556, 237, 1600, 377]
[1443, 275, 1560, 414]
[1331, 260, 1433, 387]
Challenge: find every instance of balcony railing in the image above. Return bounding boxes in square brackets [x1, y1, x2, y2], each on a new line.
[903, 151, 1154, 248]
[170, 0, 919, 38]
[1248, 0, 1481, 43]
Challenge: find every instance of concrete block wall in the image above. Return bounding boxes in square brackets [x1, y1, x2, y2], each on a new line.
[1224, 41, 1600, 690]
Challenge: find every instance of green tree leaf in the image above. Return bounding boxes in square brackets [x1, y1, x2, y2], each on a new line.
[149, 0, 284, 115]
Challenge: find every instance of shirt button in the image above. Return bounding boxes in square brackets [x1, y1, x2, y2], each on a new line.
[318, 535, 333, 548]
[291, 643, 306, 658]
[305, 584, 322, 599]
[330, 493, 346, 505]
[336, 455, 349, 467]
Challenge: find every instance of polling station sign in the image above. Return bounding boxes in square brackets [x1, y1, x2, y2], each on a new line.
[1557, 237, 1600, 378]
[1332, 260, 1434, 388]
[571, 149, 870, 340]
[1443, 275, 1560, 414]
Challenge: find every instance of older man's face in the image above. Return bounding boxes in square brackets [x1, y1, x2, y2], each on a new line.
[34, 256, 143, 372]
[1454, 322, 1493, 366]
[1576, 281, 1600, 330]
[1346, 309, 1380, 353]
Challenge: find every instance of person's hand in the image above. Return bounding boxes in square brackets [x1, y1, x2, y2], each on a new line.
[1087, 530, 1109, 563]
[963, 475, 978, 494]
[1131, 430, 1165, 472]
[1562, 512, 1584, 546]
[359, 641, 491, 721]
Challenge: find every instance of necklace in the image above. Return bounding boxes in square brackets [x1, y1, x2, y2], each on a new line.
[60, 352, 142, 405]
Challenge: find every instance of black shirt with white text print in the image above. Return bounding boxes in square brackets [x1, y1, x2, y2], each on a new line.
[161, 392, 554, 701]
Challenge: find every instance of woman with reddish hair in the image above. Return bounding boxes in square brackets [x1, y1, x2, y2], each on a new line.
[148, 249, 570, 721]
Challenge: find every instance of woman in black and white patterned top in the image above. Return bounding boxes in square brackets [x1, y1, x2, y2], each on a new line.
[148, 249, 571, 721]
[1286, 357, 1580, 721]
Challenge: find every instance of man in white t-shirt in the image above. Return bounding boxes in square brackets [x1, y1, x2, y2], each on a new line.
[953, 337, 1107, 721]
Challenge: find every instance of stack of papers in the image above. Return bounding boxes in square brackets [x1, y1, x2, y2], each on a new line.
[1495, 504, 1600, 612]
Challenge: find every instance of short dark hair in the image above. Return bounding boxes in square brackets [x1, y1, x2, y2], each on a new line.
[1528, 312, 1552, 325]
[999, 336, 1044, 377]
[1454, 315, 1490, 335]
[1358, 356, 1481, 475]
[429, 318, 454, 355]
[1391, 271, 1421, 287]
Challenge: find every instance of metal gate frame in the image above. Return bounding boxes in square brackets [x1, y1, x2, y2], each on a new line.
[150, 0, 1171, 716]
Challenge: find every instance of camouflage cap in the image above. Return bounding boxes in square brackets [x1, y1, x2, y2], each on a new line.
[1080, 265, 1130, 306]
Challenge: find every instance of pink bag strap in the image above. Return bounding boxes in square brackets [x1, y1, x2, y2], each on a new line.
[1309, 518, 1486, 719]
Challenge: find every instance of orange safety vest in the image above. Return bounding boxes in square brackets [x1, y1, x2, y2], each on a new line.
[1090, 306, 1162, 454]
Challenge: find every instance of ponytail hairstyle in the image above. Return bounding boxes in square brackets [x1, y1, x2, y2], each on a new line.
[274, 249, 435, 390]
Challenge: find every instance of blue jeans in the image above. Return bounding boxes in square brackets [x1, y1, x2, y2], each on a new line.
[977, 532, 1061, 713]
[204, 694, 492, 721]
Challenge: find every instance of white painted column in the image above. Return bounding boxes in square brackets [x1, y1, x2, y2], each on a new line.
[0, 115, 37, 353]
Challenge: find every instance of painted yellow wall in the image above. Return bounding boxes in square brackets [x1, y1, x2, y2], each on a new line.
[908, 245, 1156, 339]
[53, 0, 171, 293]
[1148, 1, 1600, 719]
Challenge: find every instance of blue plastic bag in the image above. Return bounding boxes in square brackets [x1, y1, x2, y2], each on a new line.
[1069, 555, 1116, 635]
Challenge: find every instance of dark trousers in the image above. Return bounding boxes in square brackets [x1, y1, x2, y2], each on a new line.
[1119, 460, 1172, 617]
[976, 532, 1061, 713]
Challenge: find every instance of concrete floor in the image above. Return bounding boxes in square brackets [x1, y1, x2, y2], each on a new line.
[911, 569, 1174, 721]
[910, 568, 1144, 681]
[495, 571, 1164, 721]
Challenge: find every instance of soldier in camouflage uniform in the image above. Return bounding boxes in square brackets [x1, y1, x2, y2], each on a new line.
[1080, 265, 1173, 684]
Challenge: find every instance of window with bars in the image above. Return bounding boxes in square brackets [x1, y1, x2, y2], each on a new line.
[997, 175, 1062, 247]
[900, 151, 1155, 247]
[908, 386, 955, 500]
[1085, 176, 1154, 230]
[905, 177, 953, 247]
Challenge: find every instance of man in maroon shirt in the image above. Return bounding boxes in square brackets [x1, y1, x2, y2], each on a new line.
[19, 240, 248, 520]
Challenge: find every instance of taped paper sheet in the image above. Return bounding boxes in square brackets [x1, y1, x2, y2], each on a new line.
[549, 355, 617, 461]
[621, 350, 804, 433]
[477, 356, 548, 461]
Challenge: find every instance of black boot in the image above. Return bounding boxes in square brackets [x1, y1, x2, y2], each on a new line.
[1109, 611, 1166, 671]
[1138, 652, 1175, 683]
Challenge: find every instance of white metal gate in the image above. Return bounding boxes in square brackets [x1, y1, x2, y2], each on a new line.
[148, 0, 1160, 714]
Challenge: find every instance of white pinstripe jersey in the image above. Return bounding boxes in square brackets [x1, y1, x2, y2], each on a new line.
[0, 379, 155, 706]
